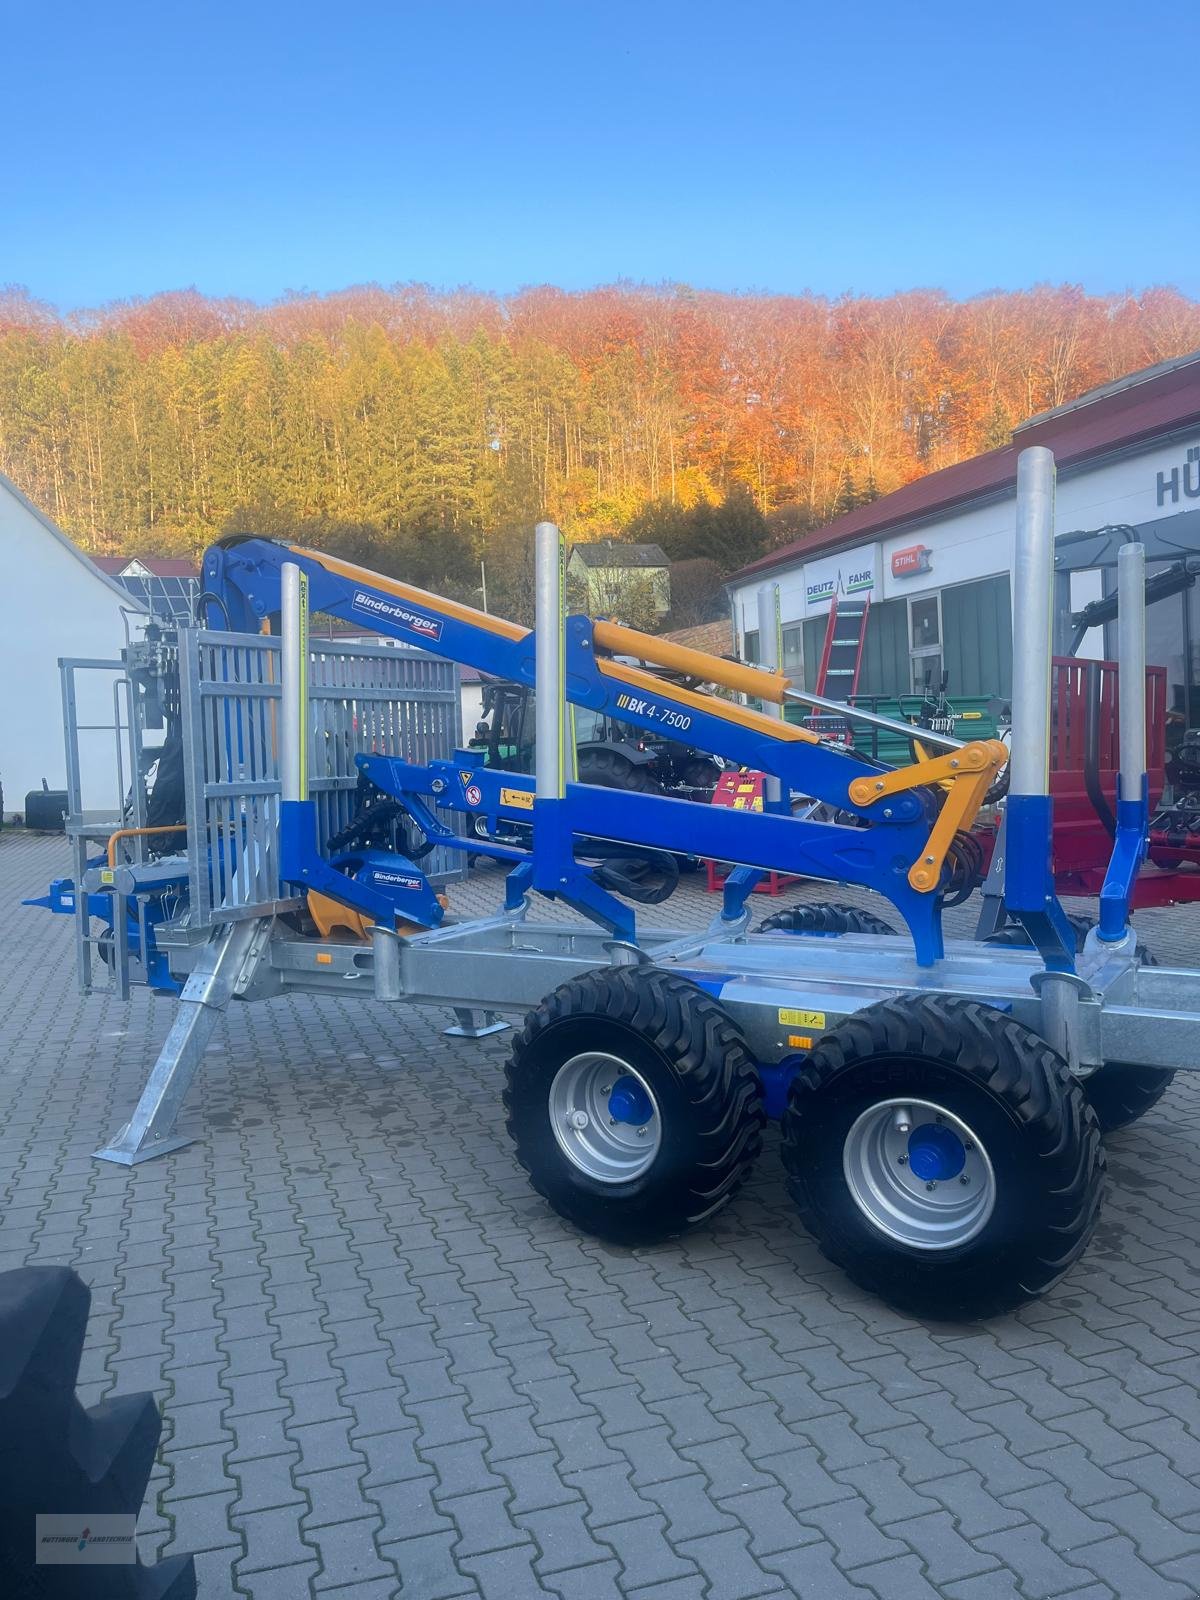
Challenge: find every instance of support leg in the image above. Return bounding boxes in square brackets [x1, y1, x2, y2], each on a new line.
[444, 1008, 510, 1039]
[94, 918, 268, 1166]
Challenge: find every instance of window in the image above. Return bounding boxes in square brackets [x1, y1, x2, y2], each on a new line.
[908, 594, 942, 691]
[573, 707, 605, 742]
[781, 624, 803, 673]
[910, 596, 940, 649]
[742, 629, 759, 663]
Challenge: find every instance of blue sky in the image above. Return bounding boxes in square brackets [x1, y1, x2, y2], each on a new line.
[1, 0, 1194, 308]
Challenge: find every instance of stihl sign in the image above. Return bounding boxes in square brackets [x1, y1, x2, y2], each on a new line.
[891, 544, 932, 578]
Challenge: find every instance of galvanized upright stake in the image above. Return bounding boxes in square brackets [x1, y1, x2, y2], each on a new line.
[756, 583, 784, 808]
[1003, 447, 1084, 1060]
[1009, 447, 1056, 805]
[1117, 542, 1147, 808]
[280, 562, 308, 804]
[1093, 540, 1149, 946]
[534, 521, 567, 805]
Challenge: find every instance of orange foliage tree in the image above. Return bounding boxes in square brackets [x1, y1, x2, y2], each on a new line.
[0, 279, 1196, 611]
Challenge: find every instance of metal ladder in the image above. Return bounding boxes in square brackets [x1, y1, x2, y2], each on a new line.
[814, 593, 871, 698]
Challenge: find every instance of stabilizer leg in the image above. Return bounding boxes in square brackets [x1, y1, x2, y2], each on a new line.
[445, 1008, 510, 1038]
[94, 918, 270, 1166]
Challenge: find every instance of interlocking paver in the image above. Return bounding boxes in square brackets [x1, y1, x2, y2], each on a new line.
[4, 832, 1200, 1599]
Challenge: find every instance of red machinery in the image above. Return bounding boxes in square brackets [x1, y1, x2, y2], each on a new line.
[980, 656, 1200, 908]
[704, 770, 800, 895]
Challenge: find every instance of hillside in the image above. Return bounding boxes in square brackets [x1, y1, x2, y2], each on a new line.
[1, 280, 1197, 621]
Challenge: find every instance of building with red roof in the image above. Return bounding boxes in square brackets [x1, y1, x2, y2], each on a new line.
[91, 555, 199, 622]
[727, 350, 1200, 714]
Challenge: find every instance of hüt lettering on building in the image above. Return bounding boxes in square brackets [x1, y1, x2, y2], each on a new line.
[1156, 444, 1200, 506]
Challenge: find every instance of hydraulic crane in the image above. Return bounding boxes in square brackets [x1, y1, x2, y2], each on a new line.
[201, 529, 1013, 967]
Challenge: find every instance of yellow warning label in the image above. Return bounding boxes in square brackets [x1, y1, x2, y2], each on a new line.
[100, 868, 115, 885]
[500, 786, 535, 811]
[778, 1007, 825, 1029]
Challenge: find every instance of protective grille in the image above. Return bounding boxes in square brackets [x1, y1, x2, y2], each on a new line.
[179, 629, 463, 925]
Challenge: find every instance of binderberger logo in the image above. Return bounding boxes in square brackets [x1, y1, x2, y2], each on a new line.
[351, 590, 444, 642]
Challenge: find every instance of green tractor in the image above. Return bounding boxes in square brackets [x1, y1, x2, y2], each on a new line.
[470, 678, 724, 796]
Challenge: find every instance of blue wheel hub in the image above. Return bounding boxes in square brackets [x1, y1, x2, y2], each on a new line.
[607, 1077, 654, 1126]
[906, 1122, 966, 1182]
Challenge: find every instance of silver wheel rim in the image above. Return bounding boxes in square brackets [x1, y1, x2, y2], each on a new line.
[842, 1097, 996, 1250]
[548, 1052, 661, 1183]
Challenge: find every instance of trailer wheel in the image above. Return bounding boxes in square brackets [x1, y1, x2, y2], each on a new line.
[504, 968, 765, 1244]
[1081, 1062, 1175, 1134]
[758, 901, 898, 936]
[781, 994, 1104, 1318]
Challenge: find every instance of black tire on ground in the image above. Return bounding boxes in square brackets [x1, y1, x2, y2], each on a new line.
[1082, 1063, 1176, 1134]
[576, 748, 657, 792]
[0, 1265, 197, 1597]
[781, 994, 1105, 1319]
[985, 922, 1175, 1132]
[758, 901, 898, 937]
[504, 967, 765, 1245]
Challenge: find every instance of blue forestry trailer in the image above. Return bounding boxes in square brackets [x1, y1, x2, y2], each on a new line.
[26, 447, 1196, 1319]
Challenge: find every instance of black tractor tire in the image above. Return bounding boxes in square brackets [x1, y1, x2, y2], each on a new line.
[504, 968, 765, 1246]
[984, 912, 1096, 954]
[985, 922, 1175, 1132]
[576, 748, 657, 793]
[758, 901, 898, 937]
[680, 757, 723, 793]
[781, 994, 1105, 1319]
[0, 1265, 197, 1597]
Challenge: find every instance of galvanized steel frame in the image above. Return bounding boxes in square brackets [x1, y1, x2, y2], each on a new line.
[177, 627, 465, 928]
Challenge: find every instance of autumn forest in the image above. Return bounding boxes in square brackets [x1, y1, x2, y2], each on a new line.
[1, 281, 1198, 624]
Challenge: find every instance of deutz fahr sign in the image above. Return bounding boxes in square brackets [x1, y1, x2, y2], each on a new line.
[801, 542, 881, 615]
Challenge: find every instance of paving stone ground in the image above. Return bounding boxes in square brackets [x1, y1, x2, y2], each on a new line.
[2, 828, 1199, 1600]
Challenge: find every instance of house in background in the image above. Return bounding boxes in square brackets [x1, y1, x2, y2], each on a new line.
[93, 555, 199, 624]
[0, 473, 147, 819]
[727, 349, 1200, 716]
[567, 541, 671, 619]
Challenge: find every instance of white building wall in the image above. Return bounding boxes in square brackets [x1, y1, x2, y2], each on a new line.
[0, 477, 144, 818]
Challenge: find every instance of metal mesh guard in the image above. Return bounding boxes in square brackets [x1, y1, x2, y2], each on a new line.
[178, 628, 463, 926]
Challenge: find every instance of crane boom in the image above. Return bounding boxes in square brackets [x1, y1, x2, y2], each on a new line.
[201, 534, 1007, 963]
